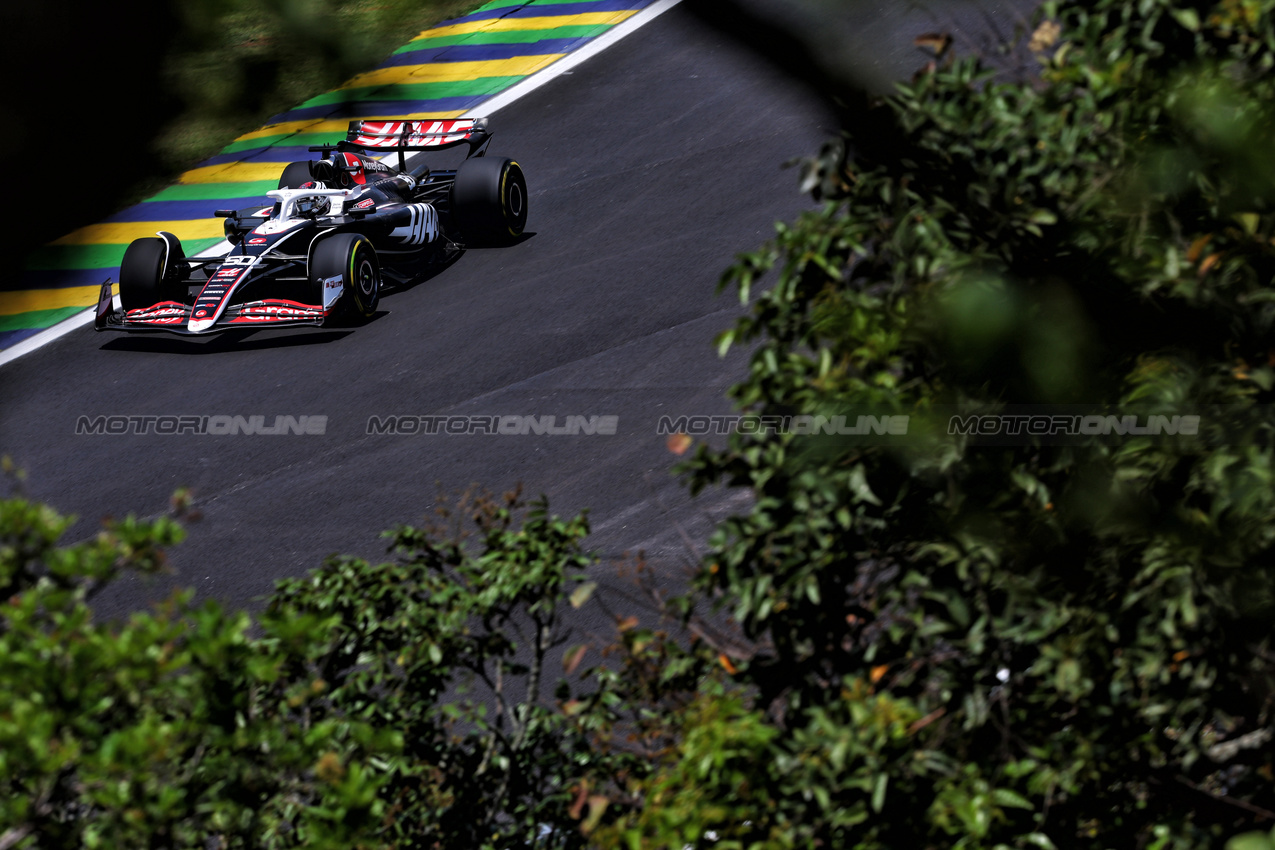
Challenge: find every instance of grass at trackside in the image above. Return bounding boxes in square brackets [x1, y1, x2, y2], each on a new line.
[129, 0, 486, 209]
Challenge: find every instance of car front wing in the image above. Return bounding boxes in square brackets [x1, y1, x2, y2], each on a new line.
[93, 281, 330, 335]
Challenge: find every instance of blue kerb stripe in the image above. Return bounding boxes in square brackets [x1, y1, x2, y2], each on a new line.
[0, 327, 50, 349]
[103, 199, 272, 224]
[197, 147, 321, 169]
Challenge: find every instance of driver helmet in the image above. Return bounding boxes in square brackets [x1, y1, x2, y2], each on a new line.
[295, 182, 330, 217]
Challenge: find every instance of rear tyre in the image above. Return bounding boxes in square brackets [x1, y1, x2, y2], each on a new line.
[119, 234, 186, 310]
[278, 161, 313, 189]
[311, 233, 380, 321]
[450, 157, 527, 246]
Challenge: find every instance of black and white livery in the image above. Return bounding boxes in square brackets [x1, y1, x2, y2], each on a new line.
[95, 117, 527, 335]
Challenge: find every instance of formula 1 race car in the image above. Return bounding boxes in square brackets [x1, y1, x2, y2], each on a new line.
[94, 118, 526, 334]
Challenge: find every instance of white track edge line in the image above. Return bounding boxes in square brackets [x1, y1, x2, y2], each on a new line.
[0, 0, 683, 371]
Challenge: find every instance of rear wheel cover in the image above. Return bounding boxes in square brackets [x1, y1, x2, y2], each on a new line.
[278, 161, 313, 190]
[451, 157, 528, 246]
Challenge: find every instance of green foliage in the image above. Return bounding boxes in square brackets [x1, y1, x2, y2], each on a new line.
[598, 684, 782, 849]
[0, 493, 390, 848]
[12, 1, 1275, 846]
[1230, 826, 1275, 850]
[261, 489, 630, 847]
[157, 0, 481, 171]
[635, 0, 1275, 846]
[0, 487, 638, 848]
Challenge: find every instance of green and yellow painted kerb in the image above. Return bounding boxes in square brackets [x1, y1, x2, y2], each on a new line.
[0, 0, 658, 351]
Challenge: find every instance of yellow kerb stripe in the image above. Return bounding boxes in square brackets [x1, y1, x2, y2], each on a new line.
[340, 55, 565, 90]
[180, 162, 296, 185]
[51, 219, 226, 246]
[412, 11, 636, 40]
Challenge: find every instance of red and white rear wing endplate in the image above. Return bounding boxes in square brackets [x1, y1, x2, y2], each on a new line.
[346, 118, 490, 151]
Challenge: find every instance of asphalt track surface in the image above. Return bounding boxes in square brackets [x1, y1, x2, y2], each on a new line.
[0, 0, 1037, 625]
[0, 6, 843, 623]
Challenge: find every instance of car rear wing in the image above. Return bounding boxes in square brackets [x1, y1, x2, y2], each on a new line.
[347, 117, 487, 149]
[335, 118, 492, 167]
[308, 118, 492, 171]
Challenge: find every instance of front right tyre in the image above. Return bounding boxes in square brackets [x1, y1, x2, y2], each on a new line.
[311, 233, 380, 321]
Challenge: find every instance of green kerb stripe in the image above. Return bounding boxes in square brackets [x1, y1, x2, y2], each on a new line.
[396, 25, 611, 52]
[300, 77, 524, 107]
[466, 0, 628, 11]
[0, 306, 88, 332]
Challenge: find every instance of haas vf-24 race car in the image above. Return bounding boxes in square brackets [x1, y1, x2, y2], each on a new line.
[95, 118, 526, 334]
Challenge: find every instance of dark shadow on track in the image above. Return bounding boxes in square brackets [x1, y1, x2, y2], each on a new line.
[323, 309, 393, 331]
[379, 237, 500, 296]
[385, 232, 534, 293]
[97, 326, 360, 354]
[489, 231, 537, 248]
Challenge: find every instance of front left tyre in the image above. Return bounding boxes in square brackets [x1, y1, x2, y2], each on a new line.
[119, 233, 186, 310]
[311, 233, 380, 321]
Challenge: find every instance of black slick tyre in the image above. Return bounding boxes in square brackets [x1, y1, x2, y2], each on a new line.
[450, 157, 527, 246]
[119, 234, 186, 310]
[311, 233, 380, 321]
[278, 161, 313, 189]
